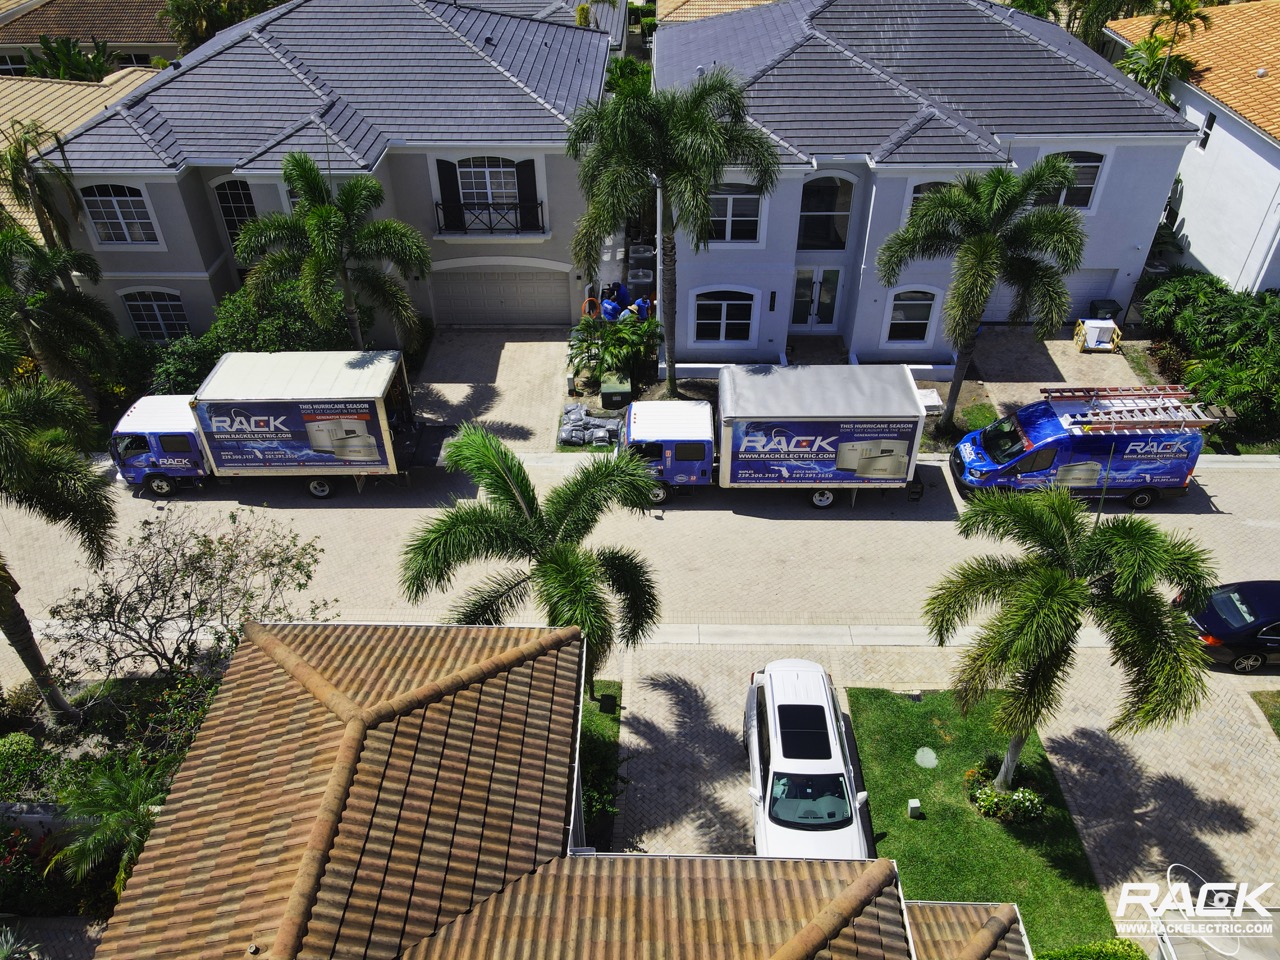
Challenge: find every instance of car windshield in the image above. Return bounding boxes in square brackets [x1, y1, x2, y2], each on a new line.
[768, 773, 853, 830]
[1209, 588, 1258, 629]
[978, 415, 1027, 466]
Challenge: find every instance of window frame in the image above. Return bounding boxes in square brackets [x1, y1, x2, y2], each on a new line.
[80, 182, 165, 250]
[708, 182, 765, 246]
[119, 288, 190, 342]
[880, 287, 941, 349]
[0, 54, 26, 76]
[1037, 151, 1105, 211]
[690, 287, 758, 346]
[797, 174, 856, 251]
[211, 177, 258, 249]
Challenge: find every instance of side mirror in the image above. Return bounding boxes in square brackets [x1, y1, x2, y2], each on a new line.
[855, 790, 869, 808]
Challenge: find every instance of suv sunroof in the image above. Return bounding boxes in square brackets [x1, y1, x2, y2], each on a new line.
[776, 704, 832, 760]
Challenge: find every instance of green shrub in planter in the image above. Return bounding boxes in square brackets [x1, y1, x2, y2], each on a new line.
[970, 785, 1045, 823]
[641, 16, 657, 35]
[0, 733, 51, 800]
[1038, 940, 1149, 960]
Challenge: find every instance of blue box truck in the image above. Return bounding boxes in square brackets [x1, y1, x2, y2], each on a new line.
[620, 364, 926, 509]
[949, 385, 1219, 509]
[110, 351, 412, 499]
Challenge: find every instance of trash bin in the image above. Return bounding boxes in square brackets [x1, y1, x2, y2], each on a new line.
[600, 372, 632, 409]
[1089, 299, 1123, 321]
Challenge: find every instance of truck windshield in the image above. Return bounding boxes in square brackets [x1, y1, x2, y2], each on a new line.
[979, 415, 1027, 465]
[768, 773, 853, 830]
[111, 434, 150, 461]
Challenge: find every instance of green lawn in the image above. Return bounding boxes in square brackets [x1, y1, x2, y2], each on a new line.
[580, 680, 624, 850]
[1251, 691, 1280, 739]
[847, 688, 1113, 952]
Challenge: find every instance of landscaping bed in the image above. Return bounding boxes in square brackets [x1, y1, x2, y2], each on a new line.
[1252, 691, 1280, 740]
[580, 681, 624, 850]
[846, 688, 1114, 952]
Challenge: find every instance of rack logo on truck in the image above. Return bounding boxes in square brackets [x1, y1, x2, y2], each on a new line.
[1122, 438, 1196, 460]
[740, 434, 836, 454]
[210, 414, 288, 433]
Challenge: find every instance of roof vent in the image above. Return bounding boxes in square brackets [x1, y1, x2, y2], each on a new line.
[695, 65, 705, 76]
[484, 35, 495, 44]
[1258, 67, 1269, 78]
[170, 59, 181, 70]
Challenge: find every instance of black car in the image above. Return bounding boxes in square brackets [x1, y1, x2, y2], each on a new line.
[1185, 581, 1280, 674]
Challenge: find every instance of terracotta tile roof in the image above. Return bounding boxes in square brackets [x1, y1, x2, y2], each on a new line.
[1108, 0, 1280, 140]
[657, 0, 777, 23]
[0, 68, 155, 236]
[408, 855, 914, 959]
[907, 901, 1030, 960]
[93, 622, 584, 960]
[0, 0, 172, 45]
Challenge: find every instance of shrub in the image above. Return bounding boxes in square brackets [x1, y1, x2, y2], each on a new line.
[0, 734, 52, 801]
[641, 16, 657, 36]
[0, 682, 40, 735]
[971, 785, 1045, 824]
[1038, 939, 1149, 960]
[576, 2, 591, 25]
[568, 310, 660, 387]
[0, 926, 42, 960]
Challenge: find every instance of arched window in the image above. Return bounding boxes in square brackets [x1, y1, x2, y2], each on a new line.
[1038, 152, 1103, 208]
[81, 184, 157, 243]
[436, 157, 542, 233]
[214, 179, 257, 244]
[886, 290, 935, 343]
[710, 183, 761, 242]
[911, 181, 948, 208]
[797, 177, 854, 250]
[121, 291, 189, 341]
[694, 289, 754, 342]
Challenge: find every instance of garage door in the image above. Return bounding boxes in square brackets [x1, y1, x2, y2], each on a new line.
[981, 269, 1118, 323]
[431, 269, 571, 325]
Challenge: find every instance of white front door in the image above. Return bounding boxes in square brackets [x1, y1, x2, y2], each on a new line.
[791, 267, 841, 330]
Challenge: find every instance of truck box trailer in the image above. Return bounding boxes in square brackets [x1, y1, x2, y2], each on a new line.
[949, 384, 1219, 509]
[110, 350, 413, 499]
[621, 364, 927, 508]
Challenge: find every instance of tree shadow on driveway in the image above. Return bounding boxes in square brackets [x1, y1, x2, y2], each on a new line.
[614, 672, 753, 855]
[1045, 727, 1253, 888]
[414, 382, 532, 442]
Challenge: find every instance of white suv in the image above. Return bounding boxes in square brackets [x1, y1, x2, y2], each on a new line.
[743, 659, 869, 859]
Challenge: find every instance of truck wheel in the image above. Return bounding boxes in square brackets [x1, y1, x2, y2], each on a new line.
[308, 479, 334, 499]
[1128, 488, 1159, 510]
[810, 489, 836, 509]
[146, 474, 176, 498]
[649, 482, 671, 505]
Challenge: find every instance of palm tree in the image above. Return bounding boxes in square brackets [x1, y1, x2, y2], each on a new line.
[1149, 0, 1211, 88]
[925, 487, 1216, 791]
[0, 120, 79, 253]
[567, 67, 780, 397]
[876, 155, 1086, 430]
[235, 151, 431, 350]
[400, 423, 660, 692]
[0, 326, 115, 723]
[45, 752, 171, 895]
[1117, 35, 1196, 103]
[0, 225, 116, 409]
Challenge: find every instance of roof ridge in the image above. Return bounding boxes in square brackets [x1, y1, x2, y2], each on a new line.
[961, 0, 1177, 119]
[873, 105, 1006, 163]
[246, 622, 362, 721]
[251, 29, 331, 99]
[412, 0, 573, 124]
[768, 857, 900, 960]
[956, 903, 1021, 960]
[362, 626, 582, 727]
[112, 102, 181, 168]
[310, 99, 376, 169]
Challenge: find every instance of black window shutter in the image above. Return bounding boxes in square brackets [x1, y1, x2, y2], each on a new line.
[515, 160, 541, 232]
[435, 159, 464, 231]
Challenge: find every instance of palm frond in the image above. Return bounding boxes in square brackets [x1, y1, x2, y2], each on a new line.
[399, 500, 533, 602]
[352, 218, 432, 276]
[0, 438, 115, 565]
[348, 264, 421, 347]
[281, 152, 334, 208]
[335, 174, 385, 221]
[593, 545, 660, 646]
[530, 543, 616, 684]
[233, 211, 306, 263]
[541, 450, 659, 545]
[439, 422, 543, 523]
[924, 554, 1038, 644]
[446, 567, 533, 626]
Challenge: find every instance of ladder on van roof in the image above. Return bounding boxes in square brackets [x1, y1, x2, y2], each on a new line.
[1040, 385, 1220, 432]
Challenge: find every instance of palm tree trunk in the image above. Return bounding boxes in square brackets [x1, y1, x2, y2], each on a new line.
[939, 339, 976, 431]
[993, 731, 1028, 792]
[339, 278, 364, 350]
[659, 193, 679, 398]
[24, 174, 78, 291]
[0, 582, 79, 723]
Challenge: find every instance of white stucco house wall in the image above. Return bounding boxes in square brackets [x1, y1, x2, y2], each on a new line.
[1106, 2, 1280, 293]
[652, 0, 1198, 374]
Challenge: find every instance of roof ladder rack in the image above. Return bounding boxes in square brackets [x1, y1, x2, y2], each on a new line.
[1040, 385, 1193, 402]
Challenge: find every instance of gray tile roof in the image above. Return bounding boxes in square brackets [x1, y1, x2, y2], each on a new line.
[58, 0, 610, 174]
[656, 0, 1194, 165]
[464, 0, 627, 48]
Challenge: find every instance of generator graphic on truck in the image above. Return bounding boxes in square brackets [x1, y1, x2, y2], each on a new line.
[195, 400, 389, 469]
[725, 419, 920, 484]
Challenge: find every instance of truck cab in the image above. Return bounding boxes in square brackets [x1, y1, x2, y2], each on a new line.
[110, 395, 208, 497]
[619, 401, 715, 504]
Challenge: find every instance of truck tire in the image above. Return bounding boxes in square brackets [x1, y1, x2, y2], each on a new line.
[1127, 488, 1159, 510]
[810, 488, 836, 509]
[308, 479, 334, 499]
[146, 474, 176, 497]
[648, 482, 671, 505]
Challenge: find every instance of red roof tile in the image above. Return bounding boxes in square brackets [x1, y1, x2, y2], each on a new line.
[0, 0, 173, 46]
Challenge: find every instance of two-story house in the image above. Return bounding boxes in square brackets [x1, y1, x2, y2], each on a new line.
[1106, 1, 1280, 293]
[652, 0, 1197, 374]
[0, 0, 177, 74]
[49, 0, 610, 344]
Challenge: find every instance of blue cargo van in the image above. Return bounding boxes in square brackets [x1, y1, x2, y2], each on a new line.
[950, 386, 1218, 509]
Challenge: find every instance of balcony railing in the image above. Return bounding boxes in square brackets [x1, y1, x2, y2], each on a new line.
[435, 201, 545, 235]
